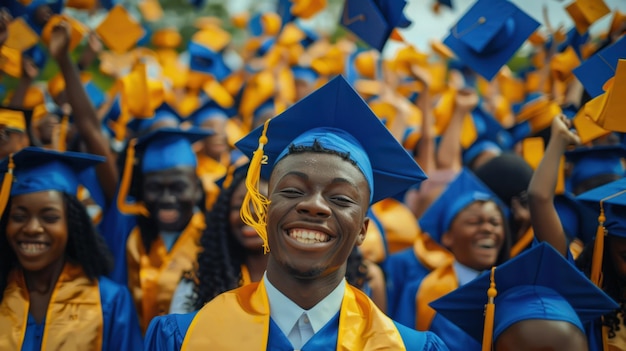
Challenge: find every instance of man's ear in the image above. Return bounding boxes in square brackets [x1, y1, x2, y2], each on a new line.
[356, 217, 370, 246]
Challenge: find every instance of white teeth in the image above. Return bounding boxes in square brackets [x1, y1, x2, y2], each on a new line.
[289, 229, 330, 244]
[476, 238, 496, 249]
[19, 242, 49, 254]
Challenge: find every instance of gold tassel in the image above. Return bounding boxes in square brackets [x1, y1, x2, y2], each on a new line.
[117, 139, 149, 217]
[482, 266, 497, 351]
[591, 204, 606, 287]
[0, 155, 14, 216]
[240, 119, 272, 254]
[56, 114, 70, 151]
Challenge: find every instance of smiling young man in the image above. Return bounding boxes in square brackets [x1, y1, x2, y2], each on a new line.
[144, 76, 448, 350]
[106, 128, 211, 332]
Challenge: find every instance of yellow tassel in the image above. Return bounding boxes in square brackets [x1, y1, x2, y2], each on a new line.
[482, 266, 497, 351]
[591, 205, 606, 287]
[56, 114, 70, 151]
[0, 155, 15, 216]
[117, 139, 150, 217]
[240, 119, 272, 254]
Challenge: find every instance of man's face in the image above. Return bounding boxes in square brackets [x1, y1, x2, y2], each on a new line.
[142, 166, 202, 232]
[265, 152, 370, 280]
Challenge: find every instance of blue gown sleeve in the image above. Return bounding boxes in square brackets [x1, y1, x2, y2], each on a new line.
[394, 321, 450, 351]
[100, 198, 136, 285]
[144, 312, 196, 351]
[100, 277, 144, 351]
[393, 278, 423, 328]
[382, 248, 431, 320]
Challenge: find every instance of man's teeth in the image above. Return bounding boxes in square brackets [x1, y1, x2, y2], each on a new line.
[476, 238, 496, 249]
[19, 242, 49, 254]
[289, 229, 330, 244]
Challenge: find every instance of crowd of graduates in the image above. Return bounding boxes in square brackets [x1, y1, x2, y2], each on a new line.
[1, 0, 626, 350]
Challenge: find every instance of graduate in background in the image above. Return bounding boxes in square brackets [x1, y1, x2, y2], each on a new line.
[145, 76, 448, 350]
[0, 147, 142, 350]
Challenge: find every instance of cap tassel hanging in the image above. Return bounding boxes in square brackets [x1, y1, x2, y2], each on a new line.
[0, 155, 14, 216]
[241, 119, 272, 254]
[117, 138, 149, 217]
[591, 204, 606, 287]
[482, 266, 497, 351]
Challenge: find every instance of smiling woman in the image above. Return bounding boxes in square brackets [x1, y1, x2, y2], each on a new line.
[0, 147, 142, 351]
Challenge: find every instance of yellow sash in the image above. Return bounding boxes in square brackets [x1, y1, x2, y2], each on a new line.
[415, 262, 458, 331]
[371, 198, 419, 254]
[412, 232, 454, 272]
[240, 264, 252, 286]
[127, 211, 205, 331]
[182, 280, 406, 350]
[196, 153, 228, 210]
[0, 263, 103, 350]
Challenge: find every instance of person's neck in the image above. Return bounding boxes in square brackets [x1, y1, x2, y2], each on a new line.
[245, 252, 269, 282]
[24, 258, 66, 295]
[266, 260, 345, 310]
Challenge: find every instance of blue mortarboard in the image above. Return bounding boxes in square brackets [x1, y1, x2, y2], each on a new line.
[443, 0, 540, 81]
[557, 27, 589, 58]
[574, 35, 626, 99]
[186, 101, 229, 127]
[135, 127, 212, 173]
[340, 0, 410, 52]
[463, 139, 502, 166]
[554, 192, 598, 243]
[565, 145, 626, 193]
[292, 66, 319, 84]
[23, 0, 63, 34]
[126, 103, 183, 137]
[277, 0, 296, 27]
[188, 41, 231, 82]
[0, 147, 103, 202]
[471, 106, 514, 149]
[235, 75, 427, 205]
[577, 177, 626, 239]
[418, 168, 508, 243]
[23, 44, 48, 71]
[430, 242, 618, 345]
[84, 81, 106, 110]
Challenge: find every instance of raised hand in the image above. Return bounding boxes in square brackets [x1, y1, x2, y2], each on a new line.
[22, 57, 39, 80]
[550, 114, 581, 150]
[454, 88, 479, 114]
[48, 21, 71, 60]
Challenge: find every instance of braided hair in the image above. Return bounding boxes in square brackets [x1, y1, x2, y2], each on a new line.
[0, 192, 113, 303]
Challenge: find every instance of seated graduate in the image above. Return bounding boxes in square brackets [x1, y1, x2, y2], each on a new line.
[0, 147, 143, 350]
[430, 242, 618, 351]
[144, 76, 449, 350]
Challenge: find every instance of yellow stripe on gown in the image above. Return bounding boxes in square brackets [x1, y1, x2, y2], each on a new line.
[0, 263, 103, 350]
[127, 211, 206, 332]
[181, 280, 407, 350]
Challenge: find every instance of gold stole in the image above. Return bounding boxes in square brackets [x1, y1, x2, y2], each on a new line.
[127, 211, 205, 331]
[181, 280, 407, 350]
[240, 264, 252, 286]
[196, 153, 228, 210]
[0, 263, 103, 350]
[415, 262, 458, 331]
[371, 198, 419, 254]
[412, 232, 454, 272]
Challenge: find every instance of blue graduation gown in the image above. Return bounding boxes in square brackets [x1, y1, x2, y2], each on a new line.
[382, 248, 431, 320]
[144, 311, 450, 350]
[21, 276, 143, 351]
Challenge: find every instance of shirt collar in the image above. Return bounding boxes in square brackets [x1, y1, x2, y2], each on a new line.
[264, 273, 345, 335]
[453, 260, 482, 286]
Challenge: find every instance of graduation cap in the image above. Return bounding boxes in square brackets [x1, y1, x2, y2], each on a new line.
[565, 145, 626, 194]
[20, 0, 64, 34]
[186, 101, 229, 127]
[573, 35, 626, 99]
[188, 27, 232, 81]
[554, 192, 598, 243]
[235, 75, 427, 253]
[95, 5, 145, 54]
[0, 106, 27, 132]
[583, 59, 626, 133]
[117, 127, 213, 216]
[126, 103, 183, 137]
[430, 242, 618, 350]
[443, 0, 540, 81]
[40, 14, 87, 52]
[418, 168, 507, 243]
[290, 0, 327, 20]
[0, 147, 104, 215]
[565, 0, 610, 35]
[340, 0, 411, 52]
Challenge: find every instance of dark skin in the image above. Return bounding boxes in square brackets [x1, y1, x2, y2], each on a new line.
[48, 21, 118, 203]
[142, 166, 202, 233]
[265, 152, 370, 310]
[495, 319, 589, 351]
[0, 127, 29, 159]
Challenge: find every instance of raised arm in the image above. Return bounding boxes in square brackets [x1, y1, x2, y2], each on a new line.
[527, 115, 580, 256]
[48, 21, 118, 203]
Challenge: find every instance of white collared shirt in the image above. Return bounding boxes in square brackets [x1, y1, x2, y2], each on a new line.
[264, 273, 345, 350]
[453, 260, 482, 286]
